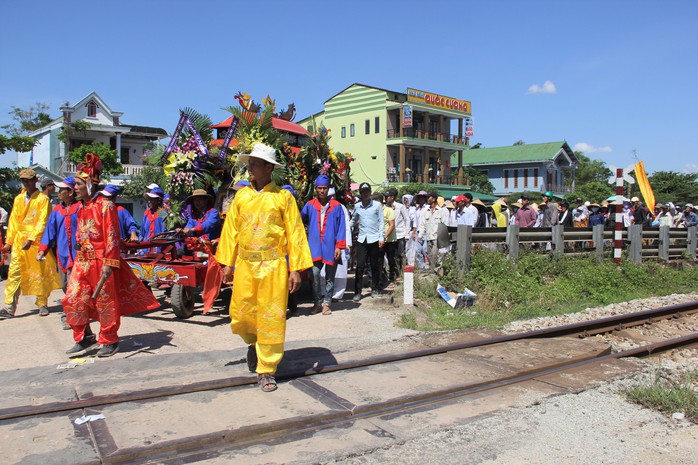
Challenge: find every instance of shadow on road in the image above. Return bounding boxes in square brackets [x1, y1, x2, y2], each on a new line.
[118, 329, 177, 354]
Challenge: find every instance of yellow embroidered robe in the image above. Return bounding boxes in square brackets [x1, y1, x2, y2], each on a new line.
[4, 190, 61, 305]
[216, 183, 312, 344]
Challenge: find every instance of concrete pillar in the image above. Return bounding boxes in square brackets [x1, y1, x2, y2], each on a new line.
[628, 225, 643, 264]
[507, 224, 520, 260]
[399, 145, 406, 182]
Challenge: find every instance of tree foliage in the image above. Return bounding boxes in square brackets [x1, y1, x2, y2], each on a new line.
[574, 152, 612, 185]
[67, 143, 122, 179]
[0, 167, 21, 213]
[1, 103, 52, 136]
[57, 120, 92, 144]
[462, 166, 494, 194]
[648, 171, 698, 205]
[571, 180, 613, 204]
[0, 135, 36, 154]
[120, 146, 168, 203]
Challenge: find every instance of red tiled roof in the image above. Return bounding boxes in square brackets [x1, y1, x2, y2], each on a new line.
[211, 116, 309, 136]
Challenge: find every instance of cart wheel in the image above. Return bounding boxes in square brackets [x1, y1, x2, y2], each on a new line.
[171, 284, 195, 319]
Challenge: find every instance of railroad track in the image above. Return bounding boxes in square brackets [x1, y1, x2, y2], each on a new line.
[2, 301, 697, 465]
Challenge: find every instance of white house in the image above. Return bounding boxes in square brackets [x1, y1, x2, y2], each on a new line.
[17, 91, 168, 219]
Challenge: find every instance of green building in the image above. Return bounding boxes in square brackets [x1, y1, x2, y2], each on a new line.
[298, 83, 472, 190]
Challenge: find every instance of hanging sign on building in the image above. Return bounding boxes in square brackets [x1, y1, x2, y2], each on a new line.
[403, 104, 413, 128]
[465, 116, 474, 136]
[407, 88, 471, 115]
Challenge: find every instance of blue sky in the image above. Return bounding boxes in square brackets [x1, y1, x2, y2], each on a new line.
[1, 0, 696, 175]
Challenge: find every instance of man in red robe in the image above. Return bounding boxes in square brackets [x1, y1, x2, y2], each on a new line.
[62, 154, 159, 357]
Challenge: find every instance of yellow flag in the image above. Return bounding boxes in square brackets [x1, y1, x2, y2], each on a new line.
[634, 161, 655, 213]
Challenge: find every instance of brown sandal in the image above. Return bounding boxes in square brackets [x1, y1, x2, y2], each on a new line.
[258, 374, 277, 392]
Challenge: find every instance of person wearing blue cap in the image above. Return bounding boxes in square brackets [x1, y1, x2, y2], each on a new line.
[36, 176, 81, 326]
[99, 184, 139, 242]
[301, 175, 346, 315]
[139, 186, 166, 247]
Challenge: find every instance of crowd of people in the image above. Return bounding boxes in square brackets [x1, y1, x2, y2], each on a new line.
[0, 149, 696, 393]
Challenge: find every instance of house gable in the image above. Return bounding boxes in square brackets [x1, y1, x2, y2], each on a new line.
[60, 91, 124, 127]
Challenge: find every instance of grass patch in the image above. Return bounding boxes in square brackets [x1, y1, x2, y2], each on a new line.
[623, 371, 698, 423]
[399, 249, 698, 331]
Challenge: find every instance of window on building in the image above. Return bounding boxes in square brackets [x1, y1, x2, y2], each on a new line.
[523, 168, 529, 188]
[514, 169, 519, 188]
[375, 116, 380, 133]
[341, 126, 346, 138]
[307, 125, 314, 133]
[504, 170, 509, 189]
[534, 168, 539, 187]
[87, 101, 97, 117]
[121, 147, 130, 164]
[365, 119, 370, 135]
[350, 123, 355, 137]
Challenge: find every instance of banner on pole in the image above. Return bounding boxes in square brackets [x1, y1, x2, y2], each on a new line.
[162, 112, 187, 162]
[218, 116, 239, 160]
[634, 160, 655, 213]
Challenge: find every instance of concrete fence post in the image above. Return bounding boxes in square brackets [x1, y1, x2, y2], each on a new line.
[456, 225, 472, 275]
[658, 226, 670, 261]
[506, 224, 520, 261]
[688, 226, 697, 260]
[552, 225, 564, 258]
[592, 225, 605, 263]
[628, 224, 643, 264]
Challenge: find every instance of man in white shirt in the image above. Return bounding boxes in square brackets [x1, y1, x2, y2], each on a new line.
[386, 188, 409, 274]
[420, 192, 443, 271]
[454, 193, 478, 226]
[410, 191, 428, 269]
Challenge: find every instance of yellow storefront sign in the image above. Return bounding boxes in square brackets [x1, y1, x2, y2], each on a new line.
[407, 88, 471, 114]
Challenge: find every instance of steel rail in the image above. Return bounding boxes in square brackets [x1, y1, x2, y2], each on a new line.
[103, 332, 698, 465]
[0, 300, 696, 422]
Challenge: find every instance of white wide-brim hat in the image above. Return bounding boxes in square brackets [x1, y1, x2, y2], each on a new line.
[238, 143, 282, 166]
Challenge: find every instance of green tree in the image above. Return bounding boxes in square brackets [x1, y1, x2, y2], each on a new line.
[0, 135, 36, 154]
[574, 152, 612, 185]
[0, 167, 21, 213]
[573, 180, 613, 204]
[648, 171, 698, 205]
[462, 166, 494, 194]
[1, 103, 52, 136]
[513, 140, 525, 146]
[68, 143, 122, 179]
[121, 146, 167, 203]
[57, 120, 92, 144]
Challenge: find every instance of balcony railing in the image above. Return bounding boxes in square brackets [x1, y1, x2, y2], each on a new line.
[387, 128, 467, 145]
[65, 162, 157, 177]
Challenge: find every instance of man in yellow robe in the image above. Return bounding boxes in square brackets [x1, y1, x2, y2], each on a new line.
[1, 169, 61, 318]
[216, 143, 312, 392]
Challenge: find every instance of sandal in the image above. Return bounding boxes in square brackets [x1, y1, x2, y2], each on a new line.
[246, 345, 257, 373]
[258, 374, 277, 392]
[322, 304, 332, 315]
[0, 309, 15, 319]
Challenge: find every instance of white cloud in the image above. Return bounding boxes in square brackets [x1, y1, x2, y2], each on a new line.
[527, 80, 557, 94]
[683, 163, 698, 174]
[573, 142, 613, 153]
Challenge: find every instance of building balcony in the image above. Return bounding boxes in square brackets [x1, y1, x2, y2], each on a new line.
[386, 128, 468, 146]
[65, 162, 159, 178]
